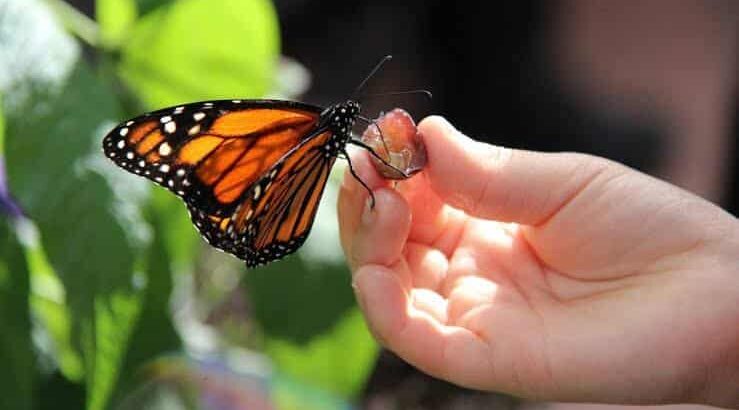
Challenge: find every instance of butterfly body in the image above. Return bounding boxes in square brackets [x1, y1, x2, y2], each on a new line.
[103, 98, 360, 267]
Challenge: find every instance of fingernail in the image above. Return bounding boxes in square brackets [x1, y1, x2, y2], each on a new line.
[361, 195, 375, 226]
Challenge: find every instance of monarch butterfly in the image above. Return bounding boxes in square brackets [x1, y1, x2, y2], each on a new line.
[102, 59, 403, 267]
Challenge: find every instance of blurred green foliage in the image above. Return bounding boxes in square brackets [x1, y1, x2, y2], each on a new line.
[0, 0, 378, 409]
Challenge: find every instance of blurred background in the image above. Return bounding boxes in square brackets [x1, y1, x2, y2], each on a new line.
[0, 0, 736, 409]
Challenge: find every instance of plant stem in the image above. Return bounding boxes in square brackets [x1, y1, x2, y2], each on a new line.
[43, 0, 99, 47]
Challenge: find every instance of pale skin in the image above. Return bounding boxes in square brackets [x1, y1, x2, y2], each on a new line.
[337, 116, 739, 408]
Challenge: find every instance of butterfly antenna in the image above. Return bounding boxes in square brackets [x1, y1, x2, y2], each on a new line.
[363, 89, 433, 100]
[351, 55, 393, 100]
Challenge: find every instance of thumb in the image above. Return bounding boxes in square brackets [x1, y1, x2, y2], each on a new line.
[417, 116, 611, 225]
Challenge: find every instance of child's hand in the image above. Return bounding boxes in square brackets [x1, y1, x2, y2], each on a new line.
[338, 116, 739, 408]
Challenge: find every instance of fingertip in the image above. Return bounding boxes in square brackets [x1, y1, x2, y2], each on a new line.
[351, 187, 411, 267]
[418, 115, 457, 138]
[339, 149, 394, 263]
[344, 147, 386, 191]
[417, 116, 493, 212]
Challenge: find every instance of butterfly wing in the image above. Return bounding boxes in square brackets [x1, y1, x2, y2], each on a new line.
[104, 98, 358, 267]
[187, 130, 337, 267]
[102, 100, 323, 216]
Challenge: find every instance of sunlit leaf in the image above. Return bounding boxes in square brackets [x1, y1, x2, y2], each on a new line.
[267, 309, 378, 400]
[96, 0, 138, 49]
[119, 0, 280, 108]
[24, 219, 85, 381]
[150, 188, 199, 274]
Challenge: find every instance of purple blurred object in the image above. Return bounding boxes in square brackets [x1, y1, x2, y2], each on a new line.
[0, 156, 23, 219]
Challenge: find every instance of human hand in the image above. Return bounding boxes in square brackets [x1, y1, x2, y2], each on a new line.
[337, 116, 739, 407]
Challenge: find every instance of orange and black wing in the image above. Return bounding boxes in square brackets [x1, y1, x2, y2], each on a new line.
[187, 130, 338, 267]
[102, 99, 323, 216]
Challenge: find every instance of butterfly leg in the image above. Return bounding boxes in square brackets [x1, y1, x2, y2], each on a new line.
[358, 115, 392, 158]
[348, 139, 410, 178]
[372, 120, 393, 159]
[343, 149, 377, 208]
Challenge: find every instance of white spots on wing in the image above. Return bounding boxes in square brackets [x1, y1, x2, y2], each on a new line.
[159, 142, 172, 156]
[126, 151, 134, 160]
[167, 179, 174, 187]
[183, 179, 191, 187]
[203, 102, 214, 108]
[176, 169, 186, 177]
[159, 164, 170, 173]
[253, 185, 261, 200]
[160, 115, 172, 123]
[174, 106, 184, 114]
[232, 99, 242, 103]
[154, 176, 163, 183]
[126, 120, 134, 126]
[119, 127, 129, 136]
[164, 121, 176, 134]
[139, 160, 146, 168]
[193, 112, 206, 122]
[117, 140, 125, 149]
[188, 124, 201, 136]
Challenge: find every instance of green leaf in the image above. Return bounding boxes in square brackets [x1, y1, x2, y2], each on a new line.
[267, 308, 379, 400]
[272, 375, 351, 410]
[111, 195, 183, 405]
[135, 0, 175, 16]
[96, 0, 138, 48]
[244, 258, 357, 343]
[0, 93, 4, 153]
[119, 0, 280, 108]
[150, 188, 199, 274]
[4, 62, 147, 410]
[26, 224, 85, 381]
[0, 220, 34, 410]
